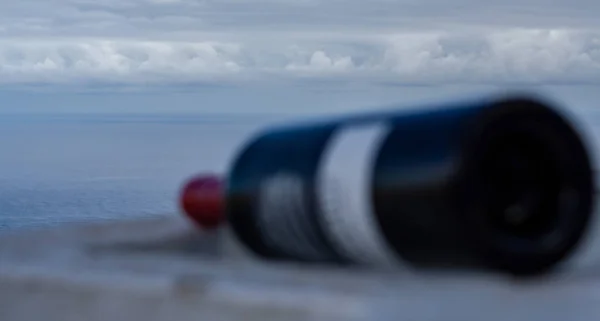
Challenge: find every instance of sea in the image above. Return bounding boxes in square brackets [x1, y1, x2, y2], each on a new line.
[1, 108, 600, 232]
[0, 113, 281, 231]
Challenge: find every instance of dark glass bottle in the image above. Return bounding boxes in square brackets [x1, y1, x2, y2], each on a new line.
[225, 94, 595, 276]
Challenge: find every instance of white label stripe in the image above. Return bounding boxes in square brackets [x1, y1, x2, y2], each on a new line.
[316, 123, 400, 267]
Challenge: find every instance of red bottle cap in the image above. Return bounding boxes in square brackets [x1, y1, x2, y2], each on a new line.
[179, 174, 225, 229]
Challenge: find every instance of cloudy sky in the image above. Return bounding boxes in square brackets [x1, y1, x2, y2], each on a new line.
[1, 0, 599, 114]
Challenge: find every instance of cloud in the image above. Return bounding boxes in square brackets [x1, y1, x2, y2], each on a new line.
[1, 29, 599, 86]
[0, 1, 599, 87]
[0, 39, 243, 84]
[284, 51, 355, 74]
[378, 29, 600, 84]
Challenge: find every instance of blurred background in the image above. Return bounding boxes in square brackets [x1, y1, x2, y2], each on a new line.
[1, 0, 600, 230]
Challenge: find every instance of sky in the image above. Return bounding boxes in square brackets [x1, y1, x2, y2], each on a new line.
[1, 0, 600, 114]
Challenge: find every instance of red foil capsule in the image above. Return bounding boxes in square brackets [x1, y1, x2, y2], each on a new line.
[180, 174, 225, 229]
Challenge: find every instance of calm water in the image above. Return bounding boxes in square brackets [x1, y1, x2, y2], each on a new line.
[0, 113, 279, 230]
[1, 110, 600, 231]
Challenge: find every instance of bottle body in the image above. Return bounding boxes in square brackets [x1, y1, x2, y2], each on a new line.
[225, 96, 595, 275]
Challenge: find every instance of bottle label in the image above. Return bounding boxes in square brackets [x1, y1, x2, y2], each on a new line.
[315, 122, 400, 267]
[257, 172, 330, 260]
